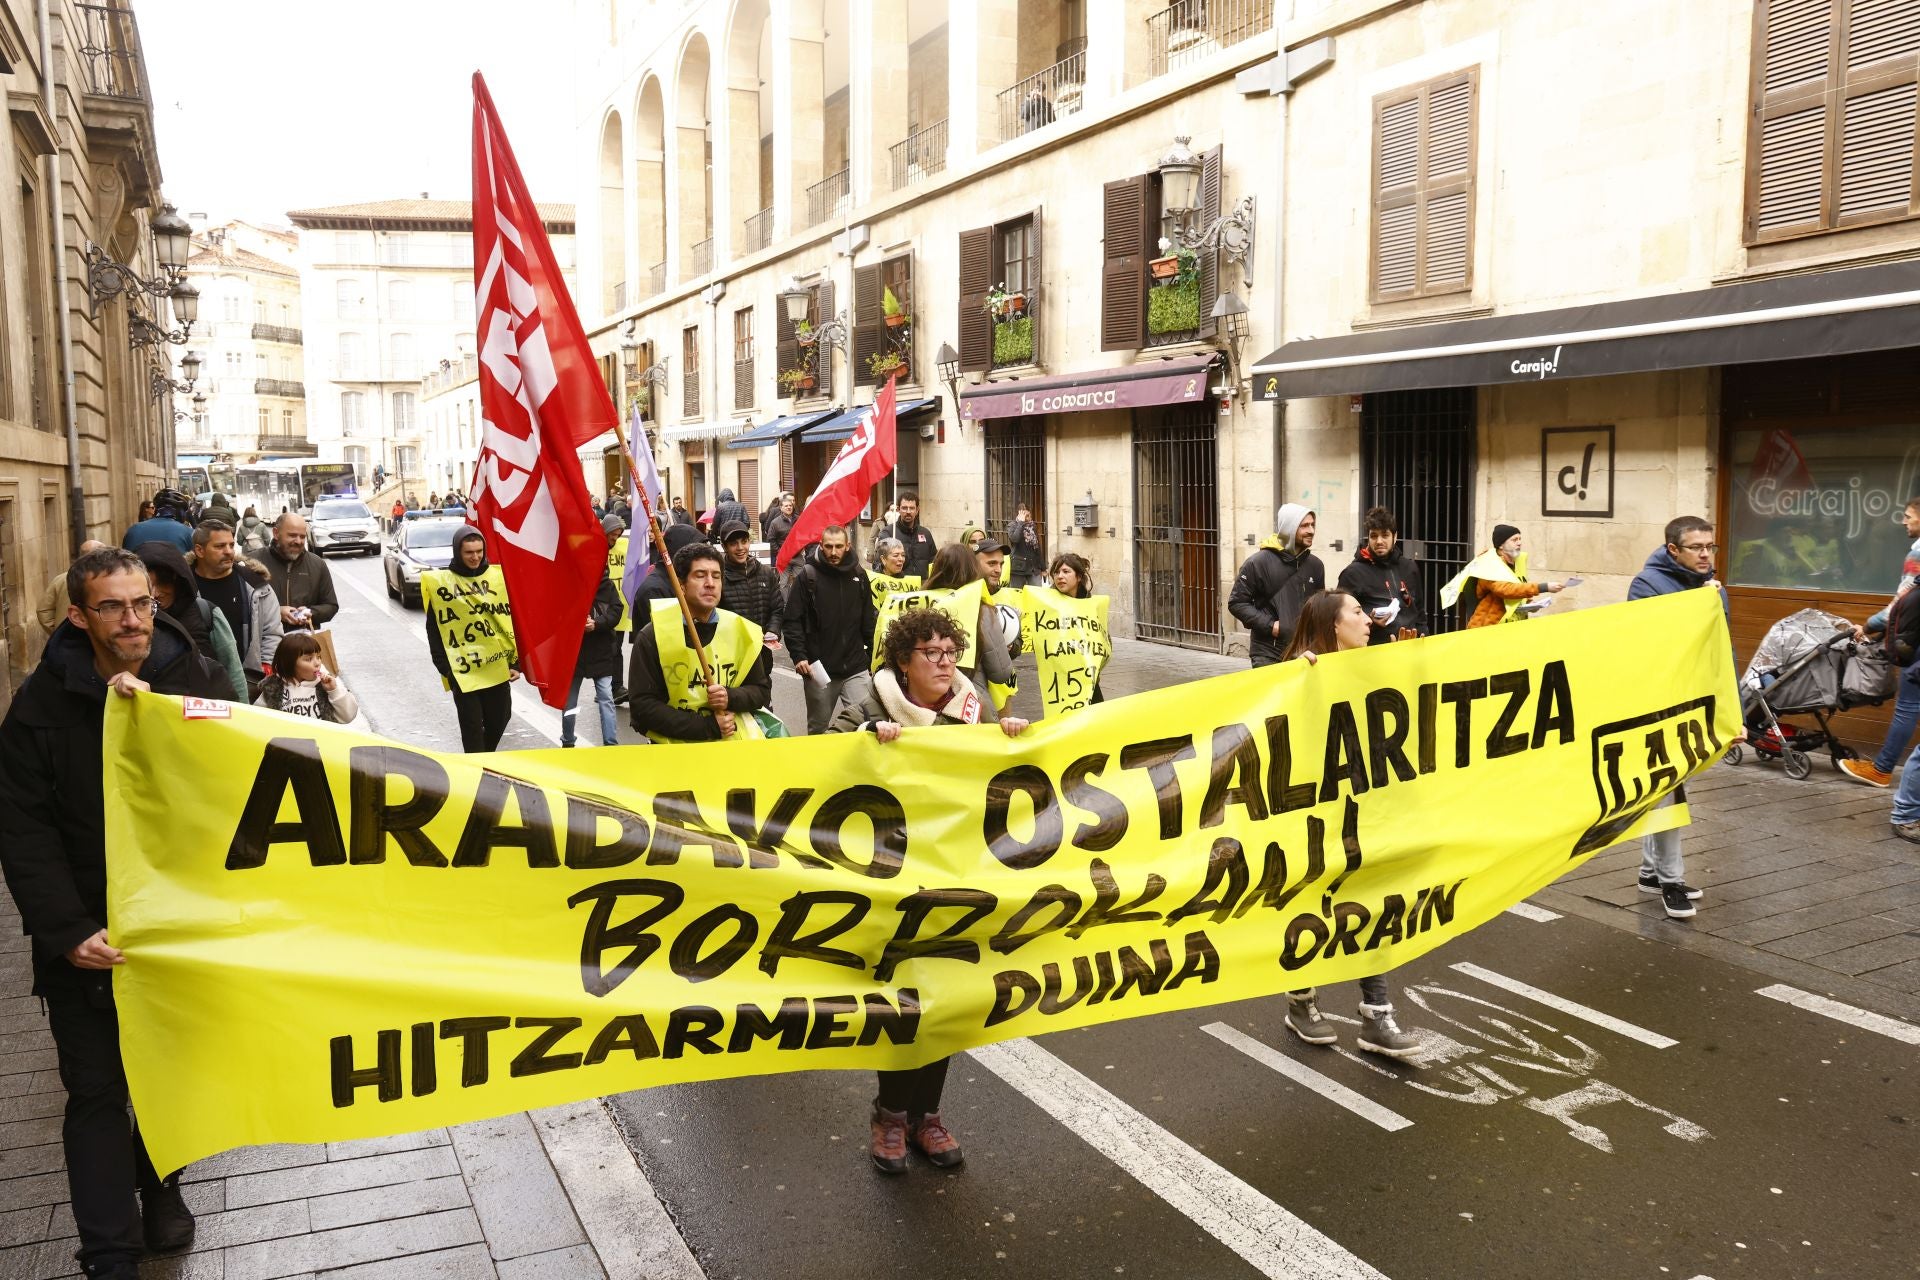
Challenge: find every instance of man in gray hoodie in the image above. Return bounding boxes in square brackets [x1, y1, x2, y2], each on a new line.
[1227, 504, 1324, 666]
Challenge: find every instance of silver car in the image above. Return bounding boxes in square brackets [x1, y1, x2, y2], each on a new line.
[384, 515, 466, 608]
[309, 498, 382, 557]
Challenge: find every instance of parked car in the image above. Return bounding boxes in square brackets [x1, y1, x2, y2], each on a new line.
[383, 513, 467, 607]
[308, 497, 383, 557]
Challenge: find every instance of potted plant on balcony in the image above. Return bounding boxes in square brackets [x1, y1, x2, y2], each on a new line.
[630, 385, 652, 415]
[867, 349, 907, 381]
[1147, 241, 1202, 337]
[1149, 237, 1194, 282]
[779, 366, 816, 395]
[983, 282, 1027, 320]
[883, 285, 909, 329]
[794, 319, 816, 345]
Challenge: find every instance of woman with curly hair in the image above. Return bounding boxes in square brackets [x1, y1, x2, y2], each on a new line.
[831, 606, 1029, 1173]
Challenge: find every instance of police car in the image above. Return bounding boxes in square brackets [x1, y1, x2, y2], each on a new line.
[308, 497, 383, 557]
[383, 509, 469, 608]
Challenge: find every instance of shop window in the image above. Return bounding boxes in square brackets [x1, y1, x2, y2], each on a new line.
[1725, 422, 1920, 593]
[1371, 69, 1477, 303]
[1747, 0, 1920, 244]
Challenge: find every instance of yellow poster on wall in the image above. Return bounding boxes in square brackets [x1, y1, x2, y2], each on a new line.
[104, 590, 1737, 1174]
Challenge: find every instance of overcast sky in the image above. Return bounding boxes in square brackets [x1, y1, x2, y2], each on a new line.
[141, 0, 583, 226]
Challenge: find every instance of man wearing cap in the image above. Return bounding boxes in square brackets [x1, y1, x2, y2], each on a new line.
[1228, 504, 1325, 667]
[717, 520, 784, 642]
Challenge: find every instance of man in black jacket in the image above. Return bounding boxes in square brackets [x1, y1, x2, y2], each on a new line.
[1227, 503, 1324, 667]
[889, 492, 937, 578]
[1337, 506, 1425, 645]
[629, 544, 774, 742]
[0, 547, 229, 1278]
[562, 563, 625, 747]
[710, 487, 750, 539]
[784, 523, 878, 734]
[262, 513, 339, 628]
[717, 521, 784, 639]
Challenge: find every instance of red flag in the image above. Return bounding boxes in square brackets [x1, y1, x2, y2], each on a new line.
[777, 375, 899, 571]
[470, 73, 613, 707]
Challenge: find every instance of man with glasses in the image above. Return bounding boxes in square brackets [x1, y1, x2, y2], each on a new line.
[1627, 515, 1742, 920]
[0, 547, 229, 1279]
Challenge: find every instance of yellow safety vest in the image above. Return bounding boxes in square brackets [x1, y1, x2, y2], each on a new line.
[648, 598, 765, 743]
[1027, 588, 1111, 718]
[869, 572, 921, 612]
[421, 567, 518, 693]
[608, 536, 633, 632]
[1439, 549, 1533, 623]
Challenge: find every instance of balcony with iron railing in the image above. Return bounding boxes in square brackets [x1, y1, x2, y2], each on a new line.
[743, 207, 773, 253]
[76, 3, 148, 102]
[1146, 0, 1275, 78]
[889, 120, 949, 191]
[806, 168, 850, 227]
[689, 237, 713, 277]
[646, 261, 667, 296]
[250, 322, 303, 345]
[997, 44, 1087, 143]
[254, 378, 306, 398]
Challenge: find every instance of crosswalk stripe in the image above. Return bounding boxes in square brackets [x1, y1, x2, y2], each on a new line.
[970, 1038, 1390, 1280]
[1450, 962, 1678, 1048]
[1755, 984, 1920, 1045]
[1203, 1023, 1414, 1132]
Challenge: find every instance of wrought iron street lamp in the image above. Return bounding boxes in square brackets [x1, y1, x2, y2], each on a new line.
[935, 341, 961, 425]
[85, 202, 199, 347]
[1157, 136, 1257, 292]
[1209, 291, 1251, 390]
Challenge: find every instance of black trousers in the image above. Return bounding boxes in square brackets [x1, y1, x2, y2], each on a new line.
[45, 987, 162, 1271]
[452, 682, 513, 752]
[875, 1056, 950, 1116]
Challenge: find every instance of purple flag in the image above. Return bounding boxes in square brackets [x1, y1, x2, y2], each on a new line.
[622, 400, 663, 613]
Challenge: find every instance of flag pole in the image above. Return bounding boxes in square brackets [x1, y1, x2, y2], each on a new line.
[607, 408, 716, 686]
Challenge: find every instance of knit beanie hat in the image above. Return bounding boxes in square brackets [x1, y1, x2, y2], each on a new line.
[1491, 523, 1520, 549]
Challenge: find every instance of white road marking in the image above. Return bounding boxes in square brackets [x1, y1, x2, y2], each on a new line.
[1755, 984, 1920, 1046]
[1504, 902, 1562, 922]
[1450, 963, 1678, 1049]
[970, 1037, 1390, 1280]
[1203, 1024, 1414, 1132]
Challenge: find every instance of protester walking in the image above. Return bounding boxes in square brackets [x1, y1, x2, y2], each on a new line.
[628, 543, 773, 743]
[717, 521, 784, 640]
[890, 491, 938, 577]
[200, 492, 239, 529]
[424, 526, 520, 752]
[134, 542, 247, 701]
[710, 487, 750, 539]
[236, 506, 271, 556]
[831, 605, 1030, 1173]
[924, 544, 1019, 716]
[255, 632, 361, 724]
[870, 537, 921, 606]
[0, 547, 230, 1278]
[784, 523, 877, 734]
[1441, 524, 1566, 628]
[1626, 516, 1743, 918]
[1007, 502, 1044, 586]
[764, 494, 797, 566]
[191, 520, 281, 696]
[262, 513, 340, 629]
[562, 556, 624, 748]
[1228, 504, 1325, 666]
[1337, 506, 1425, 643]
[1045, 551, 1106, 706]
[1278, 589, 1423, 1059]
[1841, 495, 1920, 788]
[120, 488, 195, 556]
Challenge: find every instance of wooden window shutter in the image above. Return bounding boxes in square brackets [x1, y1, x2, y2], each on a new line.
[775, 298, 797, 397]
[1371, 71, 1475, 302]
[1750, 0, 1920, 242]
[778, 436, 795, 492]
[1422, 76, 1474, 293]
[1372, 91, 1422, 300]
[815, 280, 836, 400]
[1100, 176, 1150, 350]
[957, 226, 994, 372]
[736, 458, 759, 522]
[852, 262, 884, 387]
[734, 345, 754, 413]
[1197, 147, 1224, 338]
[682, 325, 700, 417]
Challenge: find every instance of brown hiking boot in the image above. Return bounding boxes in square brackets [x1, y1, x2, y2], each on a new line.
[869, 1105, 910, 1175]
[910, 1111, 964, 1169]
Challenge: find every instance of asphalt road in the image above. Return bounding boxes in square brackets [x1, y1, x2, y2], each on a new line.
[320, 555, 1920, 1280]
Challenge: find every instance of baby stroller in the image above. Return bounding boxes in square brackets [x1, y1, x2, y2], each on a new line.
[1727, 608, 1898, 779]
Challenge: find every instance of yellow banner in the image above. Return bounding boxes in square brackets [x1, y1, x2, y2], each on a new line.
[869, 572, 921, 612]
[421, 567, 517, 692]
[1027, 588, 1111, 717]
[608, 536, 633, 632]
[105, 590, 1737, 1174]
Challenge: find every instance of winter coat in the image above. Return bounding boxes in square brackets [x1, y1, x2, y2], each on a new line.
[720, 553, 786, 635]
[121, 516, 194, 555]
[136, 542, 247, 700]
[1228, 510, 1326, 664]
[573, 571, 626, 681]
[202, 499, 240, 529]
[255, 673, 360, 723]
[0, 614, 230, 995]
[1337, 544, 1425, 644]
[765, 512, 796, 564]
[711, 488, 750, 536]
[198, 564, 284, 677]
[1628, 547, 1726, 612]
[264, 543, 340, 625]
[669, 504, 696, 527]
[627, 612, 773, 742]
[891, 518, 938, 578]
[784, 553, 878, 679]
[830, 666, 984, 733]
[1006, 518, 1044, 578]
[425, 527, 511, 680]
[237, 514, 272, 555]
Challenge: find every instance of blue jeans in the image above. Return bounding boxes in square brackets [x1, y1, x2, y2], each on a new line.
[1895, 739, 1920, 825]
[563, 675, 617, 747]
[1872, 661, 1920, 773]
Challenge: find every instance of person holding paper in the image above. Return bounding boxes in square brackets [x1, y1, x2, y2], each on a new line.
[1337, 506, 1425, 645]
[783, 523, 877, 734]
[1439, 523, 1565, 628]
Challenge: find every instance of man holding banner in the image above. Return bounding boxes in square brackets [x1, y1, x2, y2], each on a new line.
[628, 543, 773, 742]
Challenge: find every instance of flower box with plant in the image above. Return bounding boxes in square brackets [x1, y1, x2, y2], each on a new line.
[630, 385, 651, 415]
[983, 283, 1027, 320]
[794, 319, 815, 345]
[1147, 276, 1201, 336]
[1150, 238, 1200, 286]
[882, 285, 910, 329]
[778, 367, 816, 395]
[993, 315, 1034, 366]
[867, 349, 907, 381]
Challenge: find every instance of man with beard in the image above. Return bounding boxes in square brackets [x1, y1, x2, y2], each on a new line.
[783, 523, 878, 734]
[0, 547, 227, 1278]
[1336, 507, 1425, 644]
[1227, 503, 1325, 666]
[262, 513, 339, 630]
[888, 491, 937, 578]
[191, 520, 282, 693]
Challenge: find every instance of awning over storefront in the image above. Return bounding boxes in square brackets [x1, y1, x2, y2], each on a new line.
[958, 353, 1217, 422]
[724, 408, 840, 450]
[798, 398, 940, 444]
[573, 429, 619, 459]
[659, 418, 754, 445]
[1251, 260, 1920, 400]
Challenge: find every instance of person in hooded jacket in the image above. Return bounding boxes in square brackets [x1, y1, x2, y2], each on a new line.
[135, 541, 247, 701]
[236, 506, 272, 557]
[425, 526, 520, 752]
[200, 492, 239, 529]
[717, 521, 785, 640]
[0, 547, 229, 1277]
[1227, 504, 1326, 666]
[710, 487, 750, 539]
[562, 559, 625, 748]
[784, 522, 877, 733]
[1336, 506, 1426, 645]
[764, 493, 797, 566]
